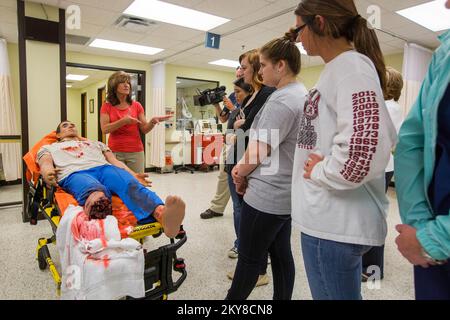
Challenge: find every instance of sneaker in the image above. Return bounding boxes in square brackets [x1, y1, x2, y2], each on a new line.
[228, 247, 238, 259]
[227, 271, 269, 287]
[200, 209, 224, 219]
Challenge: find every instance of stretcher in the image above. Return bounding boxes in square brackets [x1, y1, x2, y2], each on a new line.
[23, 132, 187, 300]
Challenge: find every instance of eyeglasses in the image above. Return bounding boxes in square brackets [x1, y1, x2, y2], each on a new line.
[294, 24, 307, 36]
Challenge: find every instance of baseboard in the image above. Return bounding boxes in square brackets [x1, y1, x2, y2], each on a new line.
[0, 179, 22, 187]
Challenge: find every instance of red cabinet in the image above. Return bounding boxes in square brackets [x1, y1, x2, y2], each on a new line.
[191, 134, 224, 166]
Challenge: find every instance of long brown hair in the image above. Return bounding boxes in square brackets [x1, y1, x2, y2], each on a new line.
[106, 71, 133, 106]
[240, 49, 264, 92]
[295, 0, 386, 92]
[260, 33, 302, 76]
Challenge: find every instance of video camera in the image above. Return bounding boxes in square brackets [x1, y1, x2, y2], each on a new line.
[193, 86, 227, 106]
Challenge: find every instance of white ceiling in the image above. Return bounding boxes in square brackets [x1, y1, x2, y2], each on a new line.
[0, 0, 446, 72]
[66, 66, 112, 89]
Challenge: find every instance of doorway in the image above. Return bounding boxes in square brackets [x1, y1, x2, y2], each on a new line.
[97, 86, 106, 144]
[81, 93, 87, 138]
[66, 63, 146, 156]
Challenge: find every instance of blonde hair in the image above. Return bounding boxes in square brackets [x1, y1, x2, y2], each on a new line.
[385, 67, 403, 102]
[106, 71, 132, 106]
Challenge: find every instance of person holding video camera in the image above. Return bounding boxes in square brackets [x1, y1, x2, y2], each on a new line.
[199, 67, 244, 221]
[215, 66, 243, 124]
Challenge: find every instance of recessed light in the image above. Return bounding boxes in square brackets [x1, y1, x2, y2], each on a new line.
[396, 0, 450, 32]
[89, 39, 164, 56]
[66, 74, 89, 81]
[209, 59, 241, 69]
[66, 84, 73, 88]
[124, 0, 230, 31]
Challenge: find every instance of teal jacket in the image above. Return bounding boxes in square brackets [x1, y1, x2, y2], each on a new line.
[394, 30, 450, 261]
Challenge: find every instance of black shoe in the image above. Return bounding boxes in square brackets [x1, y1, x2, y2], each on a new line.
[200, 209, 224, 219]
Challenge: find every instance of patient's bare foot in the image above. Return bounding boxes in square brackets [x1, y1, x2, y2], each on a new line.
[84, 191, 112, 220]
[160, 196, 185, 238]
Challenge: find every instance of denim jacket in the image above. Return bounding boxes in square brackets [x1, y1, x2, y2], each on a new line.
[394, 30, 450, 260]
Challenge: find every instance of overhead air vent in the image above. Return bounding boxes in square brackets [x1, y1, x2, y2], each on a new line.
[114, 15, 157, 32]
[66, 34, 91, 46]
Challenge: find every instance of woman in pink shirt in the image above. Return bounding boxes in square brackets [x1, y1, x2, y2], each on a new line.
[100, 71, 170, 173]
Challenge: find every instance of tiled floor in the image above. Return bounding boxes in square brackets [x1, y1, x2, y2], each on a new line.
[0, 184, 22, 206]
[0, 171, 414, 300]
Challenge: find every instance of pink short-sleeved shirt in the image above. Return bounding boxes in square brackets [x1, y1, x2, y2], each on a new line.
[100, 101, 145, 152]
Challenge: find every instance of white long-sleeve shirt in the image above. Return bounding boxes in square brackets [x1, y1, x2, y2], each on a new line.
[291, 51, 397, 246]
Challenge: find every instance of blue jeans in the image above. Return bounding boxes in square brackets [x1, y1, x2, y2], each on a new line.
[227, 173, 242, 250]
[226, 201, 295, 300]
[301, 233, 372, 300]
[361, 171, 393, 277]
[59, 165, 163, 224]
[414, 262, 450, 300]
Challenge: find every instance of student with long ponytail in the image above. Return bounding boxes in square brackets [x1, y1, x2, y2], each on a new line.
[226, 35, 308, 300]
[291, 0, 397, 300]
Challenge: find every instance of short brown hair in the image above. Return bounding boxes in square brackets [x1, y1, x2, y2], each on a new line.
[106, 71, 133, 106]
[385, 67, 403, 102]
[259, 34, 302, 76]
[240, 49, 264, 91]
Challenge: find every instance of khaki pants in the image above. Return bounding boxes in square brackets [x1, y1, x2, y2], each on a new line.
[114, 151, 145, 174]
[209, 148, 231, 214]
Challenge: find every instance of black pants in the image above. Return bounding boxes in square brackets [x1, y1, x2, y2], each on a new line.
[415, 262, 450, 300]
[362, 171, 394, 277]
[225, 201, 295, 300]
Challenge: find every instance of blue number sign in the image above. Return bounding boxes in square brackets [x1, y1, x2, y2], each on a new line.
[205, 32, 221, 49]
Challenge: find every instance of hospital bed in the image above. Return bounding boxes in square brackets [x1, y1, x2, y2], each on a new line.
[23, 132, 187, 300]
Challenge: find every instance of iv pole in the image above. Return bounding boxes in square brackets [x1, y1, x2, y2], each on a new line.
[175, 98, 195, 174]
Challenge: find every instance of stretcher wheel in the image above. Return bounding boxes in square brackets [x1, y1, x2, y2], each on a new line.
[38, 248, 47, 270]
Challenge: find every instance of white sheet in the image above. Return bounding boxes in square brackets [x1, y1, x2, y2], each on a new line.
[56, 205, 145, 300]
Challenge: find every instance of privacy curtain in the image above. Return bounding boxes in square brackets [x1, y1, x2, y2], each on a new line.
[399, 43, 433, 117]
[0, 38, 21, 181]
[148, 62, 166, 168]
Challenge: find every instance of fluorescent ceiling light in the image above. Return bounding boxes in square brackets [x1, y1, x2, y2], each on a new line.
[209, 59, 240, 69]
[66, 84, 73, 88]
[66, 74, 89, 81]
[89, 39, 164, 56]
[396, 0, 450, 32]
[124, 0, 230, 31]
[296, 43, 307, 55]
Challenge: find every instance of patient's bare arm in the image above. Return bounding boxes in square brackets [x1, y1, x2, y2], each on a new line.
[103, 151, 151, 187]
[38, 153, 59, 187]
